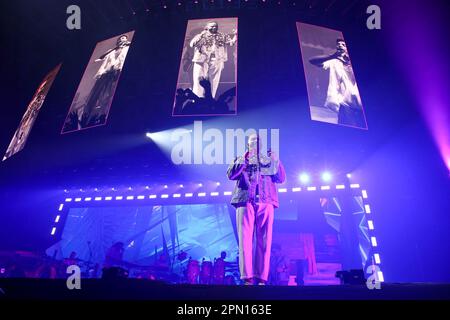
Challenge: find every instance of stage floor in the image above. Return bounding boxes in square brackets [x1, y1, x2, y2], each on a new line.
[1, 279, 449, 300]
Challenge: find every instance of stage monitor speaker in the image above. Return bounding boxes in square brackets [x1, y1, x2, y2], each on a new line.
[335, 269, 365, 285]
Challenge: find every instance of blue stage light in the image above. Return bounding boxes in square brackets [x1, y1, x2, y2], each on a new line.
[299, 173, 310, 184]
[321, 172, 332, 182]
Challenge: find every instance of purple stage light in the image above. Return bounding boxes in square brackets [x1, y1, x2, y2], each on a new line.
[385, 1, 450, 173]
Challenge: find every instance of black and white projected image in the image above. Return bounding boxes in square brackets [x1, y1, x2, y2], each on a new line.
[297, 22, 367, 129]
[61, 31, 135, 133]
[3, 64, 61, 161]
[173, 18, 238, 116]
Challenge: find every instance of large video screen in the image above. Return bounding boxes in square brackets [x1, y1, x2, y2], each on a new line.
[173, 18, 238, 116]
[297, 23, 368, 129]
[3, 64, 61, 161]
[319, 195, 371, 271]
[46, 203, 238, 280]
[46, 195, 372, 285]
[61, 31, 135, 133]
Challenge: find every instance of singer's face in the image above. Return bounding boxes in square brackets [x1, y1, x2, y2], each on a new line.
[336, 41, 347, 54]
[206, 22, 218, 33]
[248, 134, 260, 151]
[118, 36, 128, 45]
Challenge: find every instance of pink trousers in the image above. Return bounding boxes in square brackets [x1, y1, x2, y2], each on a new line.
[236, 203, 274, 281]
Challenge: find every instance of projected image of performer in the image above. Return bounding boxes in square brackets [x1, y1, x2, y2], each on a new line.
[3, 79, 48, 161]
[227, 134, 286, 285]
[190, 21, 237, 99]
[81, 35, 130, 127]
[309, 38, 366, 128]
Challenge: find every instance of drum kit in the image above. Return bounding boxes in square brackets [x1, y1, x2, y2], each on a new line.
[185, 257, 239, 285]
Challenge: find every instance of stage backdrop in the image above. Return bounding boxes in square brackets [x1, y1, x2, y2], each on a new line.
[297, 22, 368, 129]
[173, 18, 238, 116]
[3, 63, 61, 161]
[46, 203, 238, 280]
[46, 193, 373, 285]
[61, 31, 135, 134]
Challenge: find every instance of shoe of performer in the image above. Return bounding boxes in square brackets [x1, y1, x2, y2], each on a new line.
[243, 278, 253, 286]
[256, 278, 266, 286]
